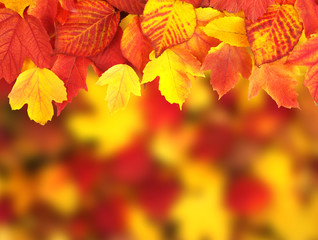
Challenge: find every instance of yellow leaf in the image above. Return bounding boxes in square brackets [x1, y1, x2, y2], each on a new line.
[96, 64, 141, 113]
[9, 68, 67, 125]
[0, 0, 34, 17]
[142, 48, 204, 108]
[141, 0, 196, 57]
[203, 16, 249, 47]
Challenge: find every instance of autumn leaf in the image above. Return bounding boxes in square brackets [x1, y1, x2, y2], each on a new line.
[121, 15, 153, 72]
[106, 0, 147, 14]
[203, 16, 249, 47]
[295, 0, 318, 37]
[90, 28, 127, 76]
[248, 62, 299, 108]
[142, 47, 204, 107]
[96, 64, 141, 113]
[288, 36, 318, 103]
[206, 0, 274, 22]
[8, 67, 67, 125]
[141, 0, 196, 57]
[0, 0, 34, 16]
[202, 43, 252, 98]
[0, 9, 25, 83]
[28, 0, 58, 35]
[21, 14, 53, 68]
[51, 55, 91, 115]
[181, 8, 222, 62]
[55, 0, 120, 56]
[246, 4, 303, 66]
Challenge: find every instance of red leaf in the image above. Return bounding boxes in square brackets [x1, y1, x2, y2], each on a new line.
[28, 0, 58, 36]
[202, 43, 252, 98]
[51, 55, 91, 115]
[207, 0, 275, 21]
[90, 29, 127, 76]
[21, 14, 53, 68]
[295, 0, 318, 37]
[106, 0, 147, 14]
[55, 0, 120, 57]
[0, 9, 26, 83]
[121, 16, 152, 72]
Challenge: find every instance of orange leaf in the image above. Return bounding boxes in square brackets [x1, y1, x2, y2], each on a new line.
[202, 43, 252, 98]
[141, 0, 196, 57]
[288, 36, 318, 103]
[59, 0, 75, 11]
[248, 62, 299, 108]
[106, 0, 147, 14]
[181, 8, 222, 62]
[121, 15, 153, 72]
[55, 0, 120, 56]
[246, 4, 303, 66]
[295, 0, 318, 37]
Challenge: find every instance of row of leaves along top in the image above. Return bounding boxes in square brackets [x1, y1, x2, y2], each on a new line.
[0, 0, 317, 125]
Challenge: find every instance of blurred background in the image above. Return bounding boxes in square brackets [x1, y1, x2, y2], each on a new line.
[0, 67, 318, 240]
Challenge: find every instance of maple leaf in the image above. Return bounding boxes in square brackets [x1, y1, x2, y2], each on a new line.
[28, 0, 58, 35]
[0, 0, 34, 16]
[203, 16, 249, 47]
[8, 67, 67, 125]
[142, 47, 204, 107]
[51, 55, 91, 115]
[106, 0, 147, 14]
[181, 8, 222, 62]
[202, 42, 252, 98]
[121, 15, 153, 72]
[248, 62, 299, 108]
[96, 64, 141, 113]
[288, 36, 318, 103]
[246, 4, 303, 66]
[0, 9, 25, 83]
[90, 28, 127, 76]
[55, 0, 120, 56]
[295, 0, 318, 37]
[141, 0, 196, 57]
[21, 14, 53, 68]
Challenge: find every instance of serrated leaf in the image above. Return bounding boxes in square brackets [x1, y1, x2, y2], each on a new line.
[96, 64, 141, 113]
[246, 4, 303, 66]
[8, 67, 67, 125]
[56, 0, 120, 56]
[0, 9, 26, 83]
[203, 16, 249, 47]
[141, 0, 196, 57]
[142, 47, 203, 107]
[21, 14, 53, 68]
[202, 42, 252, 98]
[248, 62, 299, 108]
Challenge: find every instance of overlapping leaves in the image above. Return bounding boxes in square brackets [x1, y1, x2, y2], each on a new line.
[0, 0, 317, 124]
